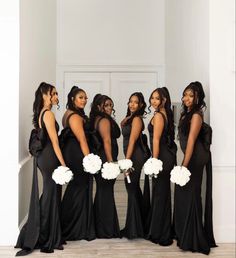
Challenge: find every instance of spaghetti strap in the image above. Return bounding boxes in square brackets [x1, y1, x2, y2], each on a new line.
[95, 116, 108, 131]
[40, 109, 50, 129]
[65, 112, 78, 128]
[157, 111, 167, 125]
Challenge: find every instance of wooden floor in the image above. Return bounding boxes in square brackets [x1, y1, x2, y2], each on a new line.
[7, 180, 235, 258]
[3, 241, 236, 258]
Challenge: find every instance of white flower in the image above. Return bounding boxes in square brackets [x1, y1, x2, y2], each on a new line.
[170, 166, 191, 186]
[52, 166, 73, 185]
[143, 158, 163, 178]
[83, 153, 102, 174]
[101, 162, 121, 180]
[118, 159, 133, 171]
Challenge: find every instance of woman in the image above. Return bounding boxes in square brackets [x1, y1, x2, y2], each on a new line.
[145, 87, 177, 245]
[15, 82, 65, 256]
[90, 94, 120, 238]
[120, 92, 150, 239]
[60, 86, 95, 241]
[173, 81, 217, 255]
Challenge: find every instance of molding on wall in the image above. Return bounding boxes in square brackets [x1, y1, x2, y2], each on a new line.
[212, 165, 235, 173]
[19, 214, 28, 230]
[57, 64, 165, 73]
[19, 155, 32, 173]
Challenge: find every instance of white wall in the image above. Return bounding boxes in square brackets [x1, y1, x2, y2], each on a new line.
[165, 0, 210, 116]
[19, 0, 56, 224]
[209, 0, 235, 243]
[0, 0, 19, 245]
[166, 0, 235, 243]
[57, 0, 165, 66]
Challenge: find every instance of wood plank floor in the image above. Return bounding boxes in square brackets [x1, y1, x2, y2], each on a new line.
[4, 242, 236, 258]
[7, 180, 235, 258]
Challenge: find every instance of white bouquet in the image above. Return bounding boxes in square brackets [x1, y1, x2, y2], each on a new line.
[143, 158, 163, 178]
[83, 153, 102, 174]
[52, 166, 73, 185]
[118, 159, 133, 183]
[170, 165, 191, 186]
[101, 162, 121, 180]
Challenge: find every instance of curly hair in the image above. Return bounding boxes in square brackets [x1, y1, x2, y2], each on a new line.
[179, 81, 206, 135]
[148, 87, 175, 142]
[89, 94, 116, 130]
[32, 82, 55, 128]
[66, 86, 87, 118]
[125, 92, 147, 124]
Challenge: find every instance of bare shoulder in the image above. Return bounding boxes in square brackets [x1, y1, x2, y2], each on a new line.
[132, 116, 142, 124]
[69, 113, 83, 124]
[191, 113, 203, 123]
[99, 117, 110, 126]
[153, 112, 164, 123]
[43, 110, 55, 121]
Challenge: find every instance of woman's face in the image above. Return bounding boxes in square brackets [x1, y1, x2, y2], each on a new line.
[182, 89, 194, 109]
[51, 87, 59, 106]
[102, 99, 113, 116]
[150, 91, 161, 110]
[73, 91, 88, 109]
[128, 95, 140, 114]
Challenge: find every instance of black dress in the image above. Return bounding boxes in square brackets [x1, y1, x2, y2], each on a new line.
[173, 113, 217, 255]
[121, 116, 150, 239]
[15, 109, 63, 256]
[92, 116, 121, 238]
[146, 112, 177, 245]
[60, 113, 95, 241]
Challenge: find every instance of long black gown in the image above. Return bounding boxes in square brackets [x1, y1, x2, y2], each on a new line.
[15, 109, 63, 256]
[146, 112, 177, 245]
[92, 116, 121, 238]
[173, 113, 217, 255]
[60, 112, 95, 241]
[121, 116, 150, 239]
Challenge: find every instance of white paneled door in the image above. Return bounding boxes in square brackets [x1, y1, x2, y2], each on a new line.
[64, 72, 110, 115]
[110, 73, 157, 159]
[64, 71, 157, 161]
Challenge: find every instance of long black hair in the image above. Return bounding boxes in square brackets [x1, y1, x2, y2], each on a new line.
[66, 86, 87, 118]
[32, 82, 54, 128]
[179, 81, 206, 134]
[89, 94, 116, 130]
[149, 87, 175, 142]
[125, 92, 147, 124]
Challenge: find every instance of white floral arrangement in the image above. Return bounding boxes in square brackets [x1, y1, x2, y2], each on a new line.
[170, 165, 191, 186]
[101, 162, 121, 180]
[83, 153, 102, 174]
[52, 166, 73, 185]
[118, 159, 133, 183]
[143, 158, 163, 178]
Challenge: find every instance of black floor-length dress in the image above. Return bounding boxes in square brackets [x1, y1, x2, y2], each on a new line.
[93, 116, 121, 238]
[60, 113, 95, 241]
[146, 112, 177, 245]
[15, 110, 63, 256]
[173, 114, 217, 255]
[121, 116, 150, 239]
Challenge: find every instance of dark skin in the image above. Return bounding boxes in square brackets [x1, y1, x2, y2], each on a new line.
[121, 95, 144, 176]
[97, 100, 114, 162]
[150, 90, 167, 158]
[62, 91, 90, 156]
[39, 88, 66, 166]
[181, 89, 203, 167]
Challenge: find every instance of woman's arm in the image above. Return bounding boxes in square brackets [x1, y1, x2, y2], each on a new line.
[182, 113, 203, 167]
[152, 113, 164, 158]
[125, 117, 143, 159]
[43, 111, 66, 166]
[69, 114, 90, 156]
[98, 118, 113, 162]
